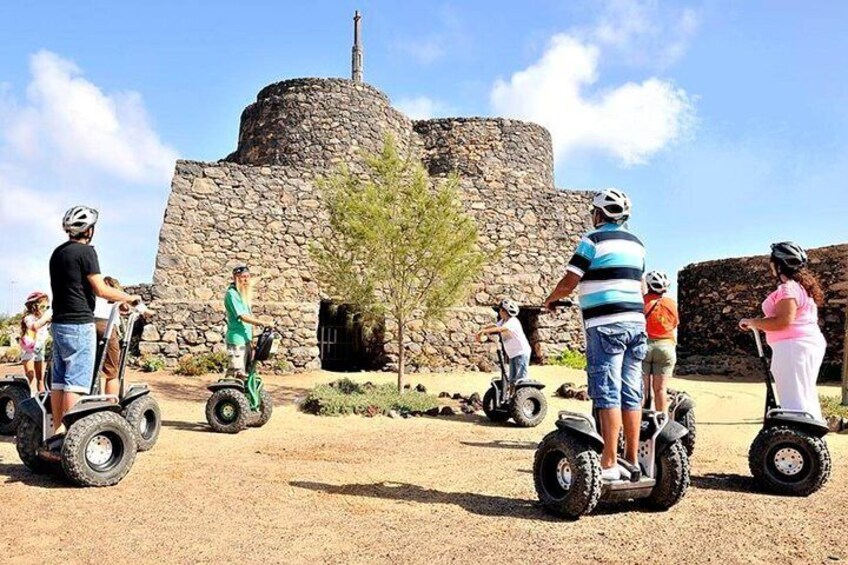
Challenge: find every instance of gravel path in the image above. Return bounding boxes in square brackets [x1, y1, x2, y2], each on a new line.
[1, 366, 845, 564]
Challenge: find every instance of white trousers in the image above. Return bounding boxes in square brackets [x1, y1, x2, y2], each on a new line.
[770, 333, 826, 421]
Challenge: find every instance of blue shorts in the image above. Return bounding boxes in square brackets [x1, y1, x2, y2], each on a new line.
[585, 321, 647, 410]
[51, 323, 96, 394]
[508, 354, 529, 383]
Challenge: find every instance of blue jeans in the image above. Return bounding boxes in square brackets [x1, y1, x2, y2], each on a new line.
[51, 323, 96, 394]
[508, 354, 529, 383]
[585, 322, 647, 410]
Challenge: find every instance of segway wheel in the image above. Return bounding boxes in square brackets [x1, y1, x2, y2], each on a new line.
[16, 415, 55, 475]
[643, 439, 690, 510]
[748, 426, 831, 496]
[533, 430, 602, 519]
[124, 395, 162, 452]
[206, 388, 250, 434]
[62, 411, 138, 487]
[675, 409, 696, 456]
[0, 385, 29, 435]
[482, 388, 510, 423]
[248, 388, 274, 428]
[511, 387, 547, 427]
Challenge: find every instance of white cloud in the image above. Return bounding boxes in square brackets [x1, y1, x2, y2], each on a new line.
[590, 0, 701, 69]
[3, 51, 176, 184]
[491, 33, 695, 166]
[0, 51, 177, 313]
[395, 96, 452, 120]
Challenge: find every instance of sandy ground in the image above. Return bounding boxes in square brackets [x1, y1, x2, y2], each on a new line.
[0, 364, 846, 565]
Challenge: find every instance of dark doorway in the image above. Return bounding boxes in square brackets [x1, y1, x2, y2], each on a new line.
[317, 302, 384, 371]
[517, 308, 543, 364]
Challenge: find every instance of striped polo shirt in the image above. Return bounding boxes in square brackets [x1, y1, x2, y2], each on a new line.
[566, 223, 646, 328]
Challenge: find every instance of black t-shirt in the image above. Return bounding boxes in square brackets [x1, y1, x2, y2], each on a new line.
[49, 241, 101, 324]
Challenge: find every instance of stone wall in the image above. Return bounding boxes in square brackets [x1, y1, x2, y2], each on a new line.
[140, 77, 595, 371]
[678, 244, 848, 378]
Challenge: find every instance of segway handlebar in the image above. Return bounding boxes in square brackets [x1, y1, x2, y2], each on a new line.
[751, 328, 765, 359]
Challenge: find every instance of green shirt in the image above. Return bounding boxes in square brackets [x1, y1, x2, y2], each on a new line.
[224, 285, 252, 346]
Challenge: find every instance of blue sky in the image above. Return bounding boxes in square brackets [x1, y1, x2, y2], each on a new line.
[1, 0, 846, 313]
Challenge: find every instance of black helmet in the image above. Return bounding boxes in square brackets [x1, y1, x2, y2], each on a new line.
[770, 241, 807, 273]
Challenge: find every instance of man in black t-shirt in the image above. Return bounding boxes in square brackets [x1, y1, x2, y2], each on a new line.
[48, 206, 140, 436]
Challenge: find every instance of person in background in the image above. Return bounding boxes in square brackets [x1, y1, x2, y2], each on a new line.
[739, 242, 826, 420]
[225, 266, 271, 377]
[48, 205, 141, 441]
[641, 271, 679, 412]
[476, 298, 532, 384]
[20, 291, 52, 393]
[93, 276, 127, 396]
[544, 189, 646, 481]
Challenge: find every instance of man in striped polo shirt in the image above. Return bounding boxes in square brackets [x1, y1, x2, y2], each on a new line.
[544, 189, 647, 481]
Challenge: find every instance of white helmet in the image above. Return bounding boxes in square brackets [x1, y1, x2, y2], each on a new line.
[592, 189, 632, 222]
[645, 271, 670, 294]
[499, 298, 520, 317]
[62, 205, 99, 236]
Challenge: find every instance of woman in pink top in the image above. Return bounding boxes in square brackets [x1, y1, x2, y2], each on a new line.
[739, 242, 826, 420]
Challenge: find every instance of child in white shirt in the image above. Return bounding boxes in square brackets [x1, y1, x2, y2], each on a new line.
[476, 298, 532, 383]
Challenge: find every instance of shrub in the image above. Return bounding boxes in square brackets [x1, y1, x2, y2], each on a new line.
[549, 348, 587, 370]
[203, 351, 230, 373]
[139, 355, 165, 373]
[272, 358, 293, 374]
[0, 344, 22, 363]
[302, 380, 439, 416]
[175, 355, 208, 376]
[0, 333, 11, 347]
[820, 395, 848, 419]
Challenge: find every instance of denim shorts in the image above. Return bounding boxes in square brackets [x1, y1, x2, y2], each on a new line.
[508, 354, 529, 383]
[585, 321, 647, 410]
[51, 323, 96, 394]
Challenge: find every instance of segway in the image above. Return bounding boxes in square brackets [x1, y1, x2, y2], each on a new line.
[747, 329, 831, 496]
[643, 376, 696, 456]
[533, 300, 690, 519]
[112, 303, 162, 451]
[481, 311, 547, 427]
[14, 302, 157, 486]
[205, 327, 278, 434]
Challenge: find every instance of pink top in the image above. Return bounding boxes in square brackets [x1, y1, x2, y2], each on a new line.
[761, 280, 821, 344]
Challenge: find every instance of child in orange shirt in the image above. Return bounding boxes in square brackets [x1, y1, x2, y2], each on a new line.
[642, 271, 679, 411]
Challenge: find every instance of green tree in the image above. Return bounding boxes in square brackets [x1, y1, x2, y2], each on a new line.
[312, 137, 492, 391]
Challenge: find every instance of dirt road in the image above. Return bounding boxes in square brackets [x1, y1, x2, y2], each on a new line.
[1, 365, 845, 564]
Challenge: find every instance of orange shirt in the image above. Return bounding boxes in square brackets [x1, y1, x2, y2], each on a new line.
[644, 293, 679, 341]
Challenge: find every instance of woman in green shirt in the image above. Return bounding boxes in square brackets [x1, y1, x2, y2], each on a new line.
[224, 266, 270, 377]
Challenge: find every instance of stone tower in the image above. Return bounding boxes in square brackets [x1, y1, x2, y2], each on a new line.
[139, 77, 593, 372]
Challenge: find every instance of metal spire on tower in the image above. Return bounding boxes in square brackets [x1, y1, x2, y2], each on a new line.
[352, 10, 363, 82]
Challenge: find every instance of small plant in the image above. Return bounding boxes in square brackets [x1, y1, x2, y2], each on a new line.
[139, 355, 165, 373]
[272, 358, 293, 374]
[820, 395, 848, 419]
[328, 377, 364, 395]
[302, 380, 439, 416]
[549, 348, 587, 370]
[202, 351, 230, 373]
[0, 333, 11, 347]
[175, 355, 208, 376]
[0, 344, 22, 363]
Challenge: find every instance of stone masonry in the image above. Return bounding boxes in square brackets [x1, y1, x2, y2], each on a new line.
[137, 78, 595, 371]
[677, 244, 848, 378]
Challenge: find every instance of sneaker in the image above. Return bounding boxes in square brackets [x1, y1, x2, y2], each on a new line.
[601, 466, 621, 481]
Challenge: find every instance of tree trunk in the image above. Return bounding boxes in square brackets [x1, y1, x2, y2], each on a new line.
[842, 301, 847, 406]
[397, 320, 405, 393]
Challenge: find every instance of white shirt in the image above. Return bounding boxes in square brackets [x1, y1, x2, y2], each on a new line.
[94, 297, 114, 321]
[497, 316, 531, 359]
